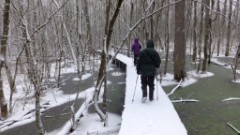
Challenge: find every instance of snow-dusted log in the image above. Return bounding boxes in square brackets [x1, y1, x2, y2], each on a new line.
[171, 99, 199, 103]
[0, 107, 45, 129]
[86, 126, 120, 135]
[57, 88, 95, 135]
[227, 122, 240, 134]
[167, 79, 182, 96]
[222, 97, 240, 102]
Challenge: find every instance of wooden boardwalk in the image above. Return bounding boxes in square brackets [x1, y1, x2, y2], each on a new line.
[116, 54, 187, 135]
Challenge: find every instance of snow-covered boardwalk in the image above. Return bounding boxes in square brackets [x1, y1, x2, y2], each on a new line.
[116, 54, 187, 135]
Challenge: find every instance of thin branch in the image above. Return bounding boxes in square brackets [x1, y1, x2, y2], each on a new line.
[145, 0, 155, 12]
[193, 0, 236, 26]
[130, 0, 183, 31]
[171, 99, 199, 103]
[30, 0, 72, 39]
[222, 97, 240, 102]
[227, 122, 240, 134]
[167, 79, 182, 96]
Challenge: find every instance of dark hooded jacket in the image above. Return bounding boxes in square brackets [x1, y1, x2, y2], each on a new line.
[137, 40, 161, 76]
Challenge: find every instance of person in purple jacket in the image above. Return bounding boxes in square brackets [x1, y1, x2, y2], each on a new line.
[131, 38, 142, 66]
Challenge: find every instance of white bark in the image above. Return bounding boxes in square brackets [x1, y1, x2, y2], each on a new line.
[227, 122, 240, 134]
[171, 99, 199, 103]
[167, 79, 182, 96]
[222, 97, 240, 102]
[52, 0, 78, 67]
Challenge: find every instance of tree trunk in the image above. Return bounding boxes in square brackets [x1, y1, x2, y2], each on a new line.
[219, 0, 227, 55]
[192, 0, 197, 62]
[0, 79, 8, 118]
[94, 0, 124, 122]
[216, 0, 222, 56]
[197, 0, 204, 73]
[174, 0, 186, 81]
[207, 0, 214, 64]
[21, 7, 46, 134]
[202, 0, 210, 73]
[225, 0, 232, 56]
[0, 0, 12, 118]
[232, 45, 240, 81]
[163, 0, 170, 75]
[235, 0, 240, 44]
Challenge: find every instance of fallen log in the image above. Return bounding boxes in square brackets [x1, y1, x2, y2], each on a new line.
[227, 122, 240, 134]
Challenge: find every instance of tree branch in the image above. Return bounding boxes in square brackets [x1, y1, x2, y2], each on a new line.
[30, 0, 72, 38]
[193, 0, 236, 26]
[171, 99, 199, 103]
[222, 97, 240, 102]
[227, 122, 240, 134]
[167, 79, 182, 96]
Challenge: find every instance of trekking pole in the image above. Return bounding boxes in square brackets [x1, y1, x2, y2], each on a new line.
[156, 77, 159, 100]
[155, 69, 161, 100]
[132, 75, 139, 103]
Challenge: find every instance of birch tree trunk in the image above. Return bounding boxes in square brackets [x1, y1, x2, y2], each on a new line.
[21, 16, 45, 134]
[17, 0, 71, 133]
[103, 0, 111, 126]
[82, 0, 93, 56]
[76, 0, 81, 77]
[94, 0, 124, 121]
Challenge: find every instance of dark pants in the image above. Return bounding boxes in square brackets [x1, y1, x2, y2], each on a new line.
[133, 54, 139, 66]
[141, 75, 155, 100]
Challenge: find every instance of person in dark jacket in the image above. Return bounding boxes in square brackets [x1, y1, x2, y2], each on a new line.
[132, 38, 142, 66]
[137, 39, 161, 102]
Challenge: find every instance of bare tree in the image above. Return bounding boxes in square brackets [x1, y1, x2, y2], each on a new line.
[0, 0, 11, 118]
[207, 0, 214, 64]
[163, 0, 170, 75]
[192, 0, 197, 62]
[93, 0, 124, 122]
[174, 0, 186, 81]
[225, 0, 233, 56]
[197, 0, 204, 73]
[202, 0, 210, 73]
[231, 45, 240, 81]
[218, 0, 227, 56]
[216, 0, 222, 56]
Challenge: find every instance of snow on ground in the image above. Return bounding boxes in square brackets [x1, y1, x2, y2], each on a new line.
[1, 53, 220, 135]
[69, 113, 121, 135]
[211, 55, 240, 84]
[116, 54, 187, 135]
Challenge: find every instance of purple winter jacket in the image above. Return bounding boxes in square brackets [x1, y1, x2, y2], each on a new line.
[132, 38, 142, 55]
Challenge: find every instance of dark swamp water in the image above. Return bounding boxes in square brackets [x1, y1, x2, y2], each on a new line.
[163, 56, 240, 135]
[0, 63, 126, 135]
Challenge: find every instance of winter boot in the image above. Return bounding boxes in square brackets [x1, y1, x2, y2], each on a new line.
[149, 88, 154, 101]
[142, 97, 147, 102]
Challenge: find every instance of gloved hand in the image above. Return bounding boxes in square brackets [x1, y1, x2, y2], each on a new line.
[137, 70, 141, 75]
